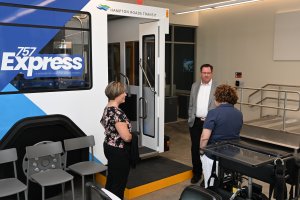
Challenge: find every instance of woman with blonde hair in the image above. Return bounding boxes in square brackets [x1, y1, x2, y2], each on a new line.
[100, 81, 132, 199]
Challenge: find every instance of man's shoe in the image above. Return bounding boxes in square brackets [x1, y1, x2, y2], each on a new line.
[190, 175, 200, 184]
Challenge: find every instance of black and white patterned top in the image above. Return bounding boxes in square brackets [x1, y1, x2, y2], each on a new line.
[100, 106, 132, 148]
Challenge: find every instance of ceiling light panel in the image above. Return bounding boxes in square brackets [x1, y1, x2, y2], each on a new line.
[174, 0, 261, 15]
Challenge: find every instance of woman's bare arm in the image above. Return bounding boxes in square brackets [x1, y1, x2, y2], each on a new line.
[115, 122, 132, 142]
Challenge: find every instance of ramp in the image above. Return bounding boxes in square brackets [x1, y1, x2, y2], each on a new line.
[96, 156, 192, 199]
[245, 115, 300, 133]
[241, 124, 300, 150]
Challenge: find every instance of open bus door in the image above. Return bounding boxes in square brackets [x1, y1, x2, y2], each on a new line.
[138, 21, 160, 157]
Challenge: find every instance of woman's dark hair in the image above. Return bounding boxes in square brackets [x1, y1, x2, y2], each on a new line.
[105, 81, 126, 100]
[214, 84, 238, 105]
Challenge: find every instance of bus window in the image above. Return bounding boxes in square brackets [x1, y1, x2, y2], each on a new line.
[0, 4, 92, 93]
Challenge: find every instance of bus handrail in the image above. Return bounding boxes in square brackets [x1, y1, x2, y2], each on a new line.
[139, 59, 157, 94]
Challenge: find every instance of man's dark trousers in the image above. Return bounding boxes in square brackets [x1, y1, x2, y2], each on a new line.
[189, 117, 204, 179]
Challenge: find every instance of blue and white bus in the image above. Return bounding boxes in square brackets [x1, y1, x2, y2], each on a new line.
[0, 0, 169, 185]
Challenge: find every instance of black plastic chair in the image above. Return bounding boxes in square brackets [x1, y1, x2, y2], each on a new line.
[180, 185, 222, 200]
[64, 135, 107, 200]
[0, 148, 27, 200]
[85, 182, 121, 200]
[25, 141, 75, 200]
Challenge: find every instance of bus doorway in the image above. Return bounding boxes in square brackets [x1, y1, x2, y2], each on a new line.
[107, 14, 167, 158]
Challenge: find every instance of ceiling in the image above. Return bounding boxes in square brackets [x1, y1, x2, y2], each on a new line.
[149, 0, 227, 7]
[109, 0, 227, 8]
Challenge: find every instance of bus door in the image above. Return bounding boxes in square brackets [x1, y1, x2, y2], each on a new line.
[138, 21, 160, 155]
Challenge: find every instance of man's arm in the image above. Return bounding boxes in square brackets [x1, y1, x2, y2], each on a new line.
[200, 128, 212, 155]
[208, 81, 218, 110]
[188, 84, 194, 118]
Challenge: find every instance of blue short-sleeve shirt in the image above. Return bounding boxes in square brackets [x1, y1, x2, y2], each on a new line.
[203, 103, 243, 145]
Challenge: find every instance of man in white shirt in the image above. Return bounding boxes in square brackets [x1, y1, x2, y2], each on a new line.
[188, 64, 218, 184]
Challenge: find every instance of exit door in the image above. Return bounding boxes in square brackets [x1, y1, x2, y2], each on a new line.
[139, 21, 159, 151]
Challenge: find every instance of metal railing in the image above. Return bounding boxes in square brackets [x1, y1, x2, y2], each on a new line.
[248, 84, 300, 100]
[237, 86, 300, 131]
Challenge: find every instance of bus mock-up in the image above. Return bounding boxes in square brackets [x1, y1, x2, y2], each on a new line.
[0, 0, 169, 197]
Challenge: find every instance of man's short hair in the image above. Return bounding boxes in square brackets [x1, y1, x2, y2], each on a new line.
[200, 64, 213, 72]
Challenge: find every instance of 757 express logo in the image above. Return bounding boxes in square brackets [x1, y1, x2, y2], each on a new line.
[1, 47, 84, 78]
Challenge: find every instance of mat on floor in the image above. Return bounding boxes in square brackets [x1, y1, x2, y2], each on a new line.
[96, 156, 192, 199]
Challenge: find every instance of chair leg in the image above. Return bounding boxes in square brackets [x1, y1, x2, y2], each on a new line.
[24, 190, 28, 200]
[82, 175, 85, 200]
[42, 186, 45, 200]
[26, 181, 29, 200]
[17, 192, 20, 200]
[62, 183, 65, 200]
[71, 180, 75, 200]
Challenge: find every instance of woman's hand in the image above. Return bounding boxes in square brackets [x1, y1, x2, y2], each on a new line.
[115, 122, 132, 142]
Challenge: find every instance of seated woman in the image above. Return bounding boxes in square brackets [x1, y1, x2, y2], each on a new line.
[200, 84, 243, 188]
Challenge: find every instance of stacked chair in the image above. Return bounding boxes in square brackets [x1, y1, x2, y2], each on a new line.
[64, 135, 107, 200]
[25, 141, 75, 200]
[0, 148, 27, 200]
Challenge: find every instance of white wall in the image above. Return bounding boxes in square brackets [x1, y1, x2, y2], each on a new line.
[108, 17, 149, 43]
[197, 0, 300, 87]
[196, 0, 300, 120]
